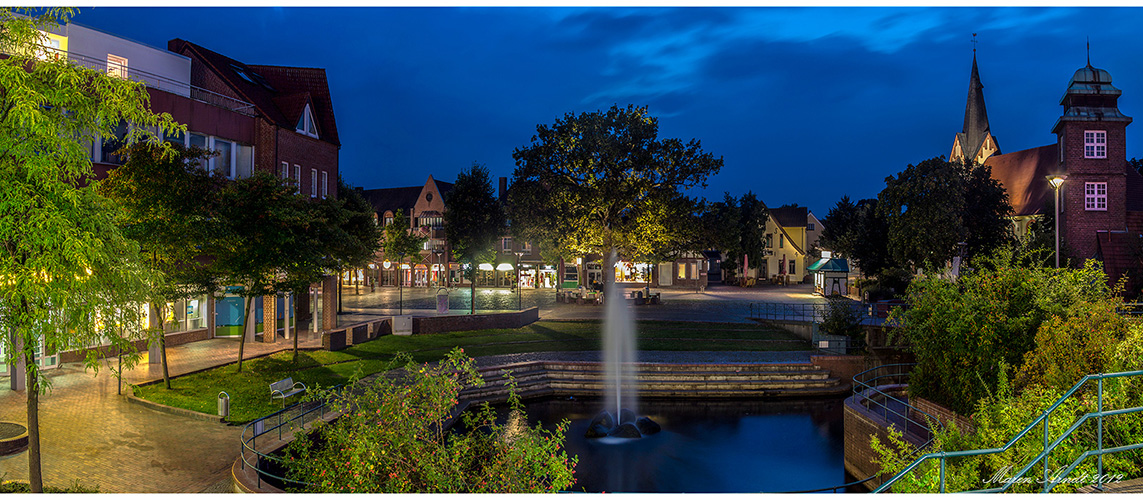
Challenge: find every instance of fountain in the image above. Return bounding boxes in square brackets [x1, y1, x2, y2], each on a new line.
[585, 250, 659, 439]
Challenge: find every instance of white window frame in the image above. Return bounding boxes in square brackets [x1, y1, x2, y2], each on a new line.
[281, 161, 290, 180]
[310, 168, 318, 198]
[522, 241, 532, 255]
[294, 165, 301, 193]
[1085, 130, 1107, 159]
[107, 54, 128, 79]
[321, 171, 328, 199]
[296, 104, 318, 138]
[807, 223, 815, 231]
[502, 237, 512, 251]
[1085, 182, 1108, 211]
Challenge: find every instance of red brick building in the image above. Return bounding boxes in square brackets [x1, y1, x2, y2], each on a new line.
[953, 52, 1143, 291]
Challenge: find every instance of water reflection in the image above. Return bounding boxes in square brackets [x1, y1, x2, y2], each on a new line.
[487, 397, 847, 493]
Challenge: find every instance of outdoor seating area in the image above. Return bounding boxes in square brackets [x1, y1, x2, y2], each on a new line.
[556, 290, 604, 305]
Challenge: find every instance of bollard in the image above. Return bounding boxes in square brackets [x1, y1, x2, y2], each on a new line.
[436, 287, 449, 314]
[218, 391, 230, 419]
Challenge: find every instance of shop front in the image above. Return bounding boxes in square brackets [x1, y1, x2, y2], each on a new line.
[614, 261, 653, 284]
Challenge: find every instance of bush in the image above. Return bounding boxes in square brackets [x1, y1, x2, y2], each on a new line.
[892, 255, 1113, 414]
[281, 348, 577, 493]
[0, 476, 99, 493]
[820, 296, 864, 347]
[1015, 299, 1130, 391]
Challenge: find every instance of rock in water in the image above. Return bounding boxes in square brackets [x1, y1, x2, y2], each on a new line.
[635, 417, 661, 435]
[585, 423, 611, 438]
[589, 411, 615, 430]
[619, 408, 637, 425]
[607, 422, 642, 438]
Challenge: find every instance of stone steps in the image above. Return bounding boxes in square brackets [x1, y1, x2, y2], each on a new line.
[457, 361, 848, 401]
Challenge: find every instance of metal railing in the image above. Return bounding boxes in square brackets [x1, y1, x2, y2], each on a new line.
[748, 300, 902, 327]
[61, 49, 257, 116]
[239, 386, 345, 491]
[874, 369, 1143, 493]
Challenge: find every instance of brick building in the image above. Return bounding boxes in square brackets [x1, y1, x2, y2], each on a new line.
[362, 176, 453, 287]
[952, 51, 1143, 291]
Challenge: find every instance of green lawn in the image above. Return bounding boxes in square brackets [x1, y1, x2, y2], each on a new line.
[134, 320, 806, 423]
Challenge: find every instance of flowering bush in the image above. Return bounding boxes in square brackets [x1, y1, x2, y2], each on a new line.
[281, 348, 577, 492]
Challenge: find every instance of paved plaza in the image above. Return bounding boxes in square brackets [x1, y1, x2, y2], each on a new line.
[0, 283, 823, 492]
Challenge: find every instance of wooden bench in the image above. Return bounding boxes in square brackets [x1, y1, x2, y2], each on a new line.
[270, 377, 307, 404]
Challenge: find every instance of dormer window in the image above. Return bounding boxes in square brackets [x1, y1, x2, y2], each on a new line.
[296, 104, 318, 138]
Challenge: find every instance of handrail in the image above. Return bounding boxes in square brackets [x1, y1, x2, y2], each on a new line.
[873, 369, 1143, 493]
[239, 385, 345, 491]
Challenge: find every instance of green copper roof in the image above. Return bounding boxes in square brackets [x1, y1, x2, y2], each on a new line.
[807, 258, 849, 273]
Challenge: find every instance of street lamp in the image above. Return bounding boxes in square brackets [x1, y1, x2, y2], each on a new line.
[1046, 174, 1067, 269]
[514, 251, 525, 310]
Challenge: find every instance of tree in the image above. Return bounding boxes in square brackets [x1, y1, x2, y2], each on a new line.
[509, 105, 722, 286]
[0, 8, 180, 492]
[702, 192, 768, 283]
[382, 209, 426, 315]
[444, 163, 504, 315]
[878, 157, 1011, 271]
[213, 172, 315, 373]
[99, 142, 222, 389]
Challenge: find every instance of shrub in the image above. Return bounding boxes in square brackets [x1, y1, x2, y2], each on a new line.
[1015, 299, 1130, 391]
[281, 348, 577, 493]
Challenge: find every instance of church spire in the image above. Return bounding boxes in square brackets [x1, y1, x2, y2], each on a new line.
[960, 50, 993, 162]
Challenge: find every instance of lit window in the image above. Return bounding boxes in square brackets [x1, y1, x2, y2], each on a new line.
[1085, 182, 1108, 211]
[296, 104, 318, 138]
[321, 171, 328, 199]
[384, 216, 393, 226]
[677, 264, 686, 279]
[1085, 131, 1107, 159]
[522, 242, 532, 255]
[311, 169, 318, 198]
[107, 54, 128, 79]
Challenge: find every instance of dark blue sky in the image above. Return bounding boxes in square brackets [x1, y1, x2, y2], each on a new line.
[74, 7, 1143, 217]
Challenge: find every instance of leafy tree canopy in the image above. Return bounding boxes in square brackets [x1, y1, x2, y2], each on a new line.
[509, 105, 721, 273]
[445, 163, 504, 268]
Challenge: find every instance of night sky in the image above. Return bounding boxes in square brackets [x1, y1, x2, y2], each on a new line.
[72, 7, 1143, 217]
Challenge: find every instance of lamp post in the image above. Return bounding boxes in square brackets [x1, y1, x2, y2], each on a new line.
[1046, 174, 1067, 269]
[514, 251, 525, 310]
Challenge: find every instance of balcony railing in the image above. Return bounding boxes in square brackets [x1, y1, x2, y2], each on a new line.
[63, 49, 256, 117]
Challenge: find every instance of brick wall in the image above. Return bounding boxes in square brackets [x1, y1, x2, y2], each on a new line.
[322, 275, 338, 331]
[59, 328, 212, 364]
[275, 128, 339, 199]
[844, 396, 896, 490]
[1059, 122, 1129, 261]
[412, 307, 540, 335]
[911, 396, 975, 434]
[811, 355, 868, 385]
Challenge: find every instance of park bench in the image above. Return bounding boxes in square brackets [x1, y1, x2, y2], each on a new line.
[270, 377, 307, 405]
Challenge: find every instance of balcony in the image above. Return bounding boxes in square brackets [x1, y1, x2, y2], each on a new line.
[66, 49, 256, 117]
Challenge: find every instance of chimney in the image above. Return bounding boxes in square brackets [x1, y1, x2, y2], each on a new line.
[499, 176, 508, 200]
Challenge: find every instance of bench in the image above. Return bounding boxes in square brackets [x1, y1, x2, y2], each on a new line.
[270, 377, 307, 404]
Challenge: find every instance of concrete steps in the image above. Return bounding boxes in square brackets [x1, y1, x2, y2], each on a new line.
[457, 361, 849, 401]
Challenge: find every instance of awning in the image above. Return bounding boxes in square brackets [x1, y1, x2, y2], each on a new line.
[478, 263, 495, 271]
[414, 264, 427, 270]
[807, 257, 850, 273]
[496, 263, 514, 271]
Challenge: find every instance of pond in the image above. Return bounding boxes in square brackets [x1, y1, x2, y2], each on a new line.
[487, 397, 849, 493]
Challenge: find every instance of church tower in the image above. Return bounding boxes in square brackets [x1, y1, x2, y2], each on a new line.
[1053, 58, 1132, 261]
[951, 52, 1001, 165]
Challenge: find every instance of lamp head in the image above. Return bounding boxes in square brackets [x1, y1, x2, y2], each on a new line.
[1046, 174, 1068, 189]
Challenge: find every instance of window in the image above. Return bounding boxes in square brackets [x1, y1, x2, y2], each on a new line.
[294, 165, 301, 193]
[235, 144, 254, 179]
[281, 162, 290, 179]
[789, 261, 796, 274]
[107, 54, 128, 79]
[213, 139, 233, 178]
[779, 234, 785, 248]
[1085, 131, 1107, 159]
[384, 216, 393, 226]
[807, 223, 815, 231]
[1086, 182, 1108, 211]
[100, 121, 128, 165]
[765, 234, 773, 248]
[311, 169, 318, 198]
[522, 241, 532, 255]
[296, 104, 318, 138]
[321, 171, 328, 199]
[502, 238, 513, 251]
[677, 264, 686, 279]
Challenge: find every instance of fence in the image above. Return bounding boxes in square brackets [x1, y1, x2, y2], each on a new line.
[874, 369, 1143, 493]
[239, 386, 345, 491]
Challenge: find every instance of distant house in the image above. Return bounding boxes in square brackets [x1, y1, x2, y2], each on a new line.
[361, 175, 453, 287]
[738, 206, 824, 284]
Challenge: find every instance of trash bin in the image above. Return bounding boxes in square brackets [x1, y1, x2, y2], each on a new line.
[217, 391, 230, 419]
[436, 287, 449, 314]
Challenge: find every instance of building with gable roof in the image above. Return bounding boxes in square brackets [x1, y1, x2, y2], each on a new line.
[952, 50, 1143, 292]
[361, 176, 454, 287]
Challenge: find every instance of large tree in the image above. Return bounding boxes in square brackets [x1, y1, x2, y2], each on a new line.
[99, 143, 221, 389]
[509, 105, 722, 285]
[878, 157, 1011, 271]
[819, 196, 895, 276]
[382, 209, 426, 315]
[702, 192, 768, 282]
[0, 8, 179, 492]
[444, 163, 504, 314]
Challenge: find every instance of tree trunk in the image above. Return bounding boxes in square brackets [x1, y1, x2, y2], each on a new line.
[156, 302, 171, 390]
[237, 292, 253, 373]
[293, 289, 300, 364]
[24, 338, 42, 493]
